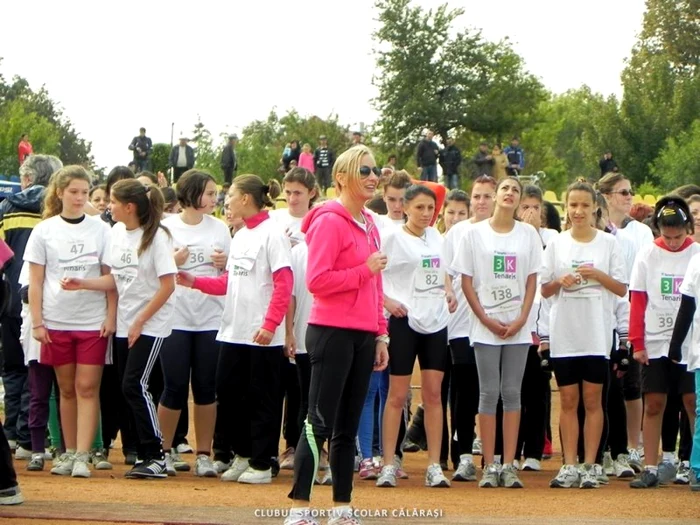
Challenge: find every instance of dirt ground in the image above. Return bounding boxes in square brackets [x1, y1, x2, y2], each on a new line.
[3, 377, 699, 525]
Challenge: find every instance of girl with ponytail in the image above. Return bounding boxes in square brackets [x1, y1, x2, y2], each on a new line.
[177, 173, 292, 485]
[61, 178, 177, 479]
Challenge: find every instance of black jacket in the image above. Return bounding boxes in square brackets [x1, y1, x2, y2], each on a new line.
[599, 157, 618, 176]
[440, 145, 462, 175]
[473, 151, 494, 177]
[416, 139, 439, 167]
[0, 185, 45, 317]
[221, 144, 238, 172]
[169, 145, 195, 169]
[283, 145, 301, 171]
[129, 136, 153, 160]
[313, 147, 335, 169]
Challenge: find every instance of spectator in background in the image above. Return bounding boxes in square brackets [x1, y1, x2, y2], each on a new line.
[674, 184, 700, 200]
[283, 140, 301, 171]
[472, 142, 493, 179]
[440, 137, 462, 189]
[351, 131, 363, 146]
[416, 130, 439, 182]
[492, 144, 509, 181]
[0, 155, 63, 461]
[503, 137, 525, 176]
[128, 127, 153, 172]
[599, 150, 618, 177]
[169, 136, 195, 183]
[313, 135, 334, 193]
[17, 134, 32, 166]
[220, 134, 239, 184]
[385, 154, 397, 170]
[298, 143, 315, 173]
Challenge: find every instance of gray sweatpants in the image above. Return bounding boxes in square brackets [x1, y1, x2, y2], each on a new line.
[473, 343, 529, 415]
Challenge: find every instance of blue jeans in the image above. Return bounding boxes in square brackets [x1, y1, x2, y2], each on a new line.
[357, 370, 389, 459]
[420, 164, 438, 183]
[2, 368, 30, 448]
[692, 370, 700, 478]
[446, 173, 460, 190]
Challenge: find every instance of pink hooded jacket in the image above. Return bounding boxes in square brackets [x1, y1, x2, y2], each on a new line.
[301, 200, 387, 336]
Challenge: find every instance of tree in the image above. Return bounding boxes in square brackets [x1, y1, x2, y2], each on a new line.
[0, 63, 94, 174]
[650, 118, 700, 191]
[619, 0, 700, 185]
[191, 117, 223, 182]
[372, 0, 546, 148]
[150, 143, 171, 176]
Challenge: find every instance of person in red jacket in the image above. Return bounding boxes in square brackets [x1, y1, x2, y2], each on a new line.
[17, 134, 33, 165]
[285, 145, 389, 525]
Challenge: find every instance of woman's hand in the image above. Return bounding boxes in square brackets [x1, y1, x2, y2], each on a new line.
[127, 319, 144, 348]
[100, 318, 116, 338]
[174, 246, 190, 267]
[60, 277, 83, 291]
[385, 298, 408, 318]
[211, 249, 227, 270]
[366, 252, 388, 274]
[285, 333, 297, 358]
[446, 292, 457, 314]
[501, 316, 526, 339]
[558, 274, 577, 289]
[176, 271, 195, 288]
[483, 317, 508, 338]
[633, 349, 649, 366]
[374, 341, 389, 371]
[32, 325, 52, 345]
[253, 328, 273, 346]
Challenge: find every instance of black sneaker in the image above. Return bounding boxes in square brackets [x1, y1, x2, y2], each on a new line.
[630, 469, 659, 489]
[124, 452, 138, 466]
[402, 441, 421, 453]
[270, 457, 280, 478]
[125, 458, 167, 479]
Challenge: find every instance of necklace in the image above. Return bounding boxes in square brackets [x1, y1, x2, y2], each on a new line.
[404, 224, 428, 245]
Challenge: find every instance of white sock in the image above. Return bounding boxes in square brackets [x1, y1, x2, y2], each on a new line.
[459, 454, 473, 463]
[646, 465, 658, 474]
[662, 452, 675, 463]
[494, 454, 501, 465]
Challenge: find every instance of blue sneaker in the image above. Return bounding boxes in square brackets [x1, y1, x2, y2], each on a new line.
[690, 469, 700, 492]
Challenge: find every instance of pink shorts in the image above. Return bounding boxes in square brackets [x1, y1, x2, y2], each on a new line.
[41, 330, 107, 367]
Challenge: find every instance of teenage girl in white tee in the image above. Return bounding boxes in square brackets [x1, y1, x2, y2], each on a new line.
[629, 197, 700, 488]
[25, 166, 113, 478]
[62, 178, 177, 479]
[377, 185, 456, 489]
[270, 167, 318, 245]
[542, 180, 628, 489]
[452, 176, 542, 489]
[178, 174, 292, 486]
[443, 177, 496, 482]
[158, 170, 231, 477]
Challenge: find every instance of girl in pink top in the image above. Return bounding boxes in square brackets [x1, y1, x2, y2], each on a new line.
[297, 144, 315, 173]
[285, 145, 389, 525]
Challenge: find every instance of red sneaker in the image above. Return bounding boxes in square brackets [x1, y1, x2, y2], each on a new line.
[543, 437, 553, 459]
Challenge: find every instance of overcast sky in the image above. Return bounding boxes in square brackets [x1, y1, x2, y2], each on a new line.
[0, 0, 646, 170]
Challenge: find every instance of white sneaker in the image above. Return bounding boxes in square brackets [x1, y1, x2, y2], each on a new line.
[628, 448, 643, 473]
[675, 461, 691, 485]
[164, 452, 177, 476]
[71, 453, 91, 478]
[7, 439, 17, 451]
[472, 438, 482, 456]
[237, 466, 271, 484]
[452, 455, 477, 481]
[194, 455, 217, 478]
[594, 463, 609, 485]
[221, 456, 250, 482]
[14, 446, 32, 460]
[425, 463, 450, 488]
[602, 451, 614, 476]
[213, 460, 232, 473]
[512, 459, 520, 471]
[327, 508, 362, 525]
[376, 465, 397, 488]
[176, 443, 193, 454]
[283, 512, 320, 525]
[614, 454, 635, 478]
[579, 464, 600, 489]
[522, 458, 541, 471]
[550, 464, 580, 488]
[51, 453, 75, 476]
[170, 449, 190, 471]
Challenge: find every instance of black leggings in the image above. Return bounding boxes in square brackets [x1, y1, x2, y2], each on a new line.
[289, 325, 374, 503]
[216, 343, 283, 471]
[662, 394, 693, 461]
[296, 354, 311, 444]
[115, 336, 165, 460]
[450, 338, 480, 460]
[278, 357, 302, 452]
[517, 345, 549, 460]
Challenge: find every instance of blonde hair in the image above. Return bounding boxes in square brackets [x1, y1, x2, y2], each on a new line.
[333, 145, 376, 200]
[43, 165, 92, 219]
[302, 143, 312, 153]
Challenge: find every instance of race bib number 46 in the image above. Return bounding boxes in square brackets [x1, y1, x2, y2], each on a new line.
[112, 246, 139, 285]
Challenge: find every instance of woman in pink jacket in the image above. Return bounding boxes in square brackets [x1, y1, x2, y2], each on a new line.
[285, 145, 389, 525]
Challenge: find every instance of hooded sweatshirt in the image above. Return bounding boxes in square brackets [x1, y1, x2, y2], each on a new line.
[301, 200, 387, 336]
[0, 185, 45, 316]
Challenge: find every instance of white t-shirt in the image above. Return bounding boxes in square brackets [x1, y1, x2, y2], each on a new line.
[24, 215, 111, 331]
[539, 228, 558, 248]
[541, 230, 627, 358]
[290, 242, 312, 354]
[269, 208, 305, 245]
[679, 253, 700, 371]
[452, 220, 542, 346]
[163, 214, 232, 332]
[382, 226, 448, 334]
[217, 218, 291, 346]
[444, 220, 476, 341]
[110, 224, 177, 338]
[631, 242, 700, 362]
[615, 220, 654, 277]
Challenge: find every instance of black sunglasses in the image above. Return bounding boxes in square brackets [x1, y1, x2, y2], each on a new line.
[359, 165, 381, 178]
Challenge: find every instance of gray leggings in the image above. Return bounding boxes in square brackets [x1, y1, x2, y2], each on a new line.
[473, 343, 530, 415]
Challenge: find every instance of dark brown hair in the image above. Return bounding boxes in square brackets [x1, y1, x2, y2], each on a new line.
[283, 167, 319, 205]
[176, 169, 217, 209]
[111, 179, 170, 255]
[234, 174, 281, 210]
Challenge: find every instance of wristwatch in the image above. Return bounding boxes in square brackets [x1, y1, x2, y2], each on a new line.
[376, 335, 390, 345]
